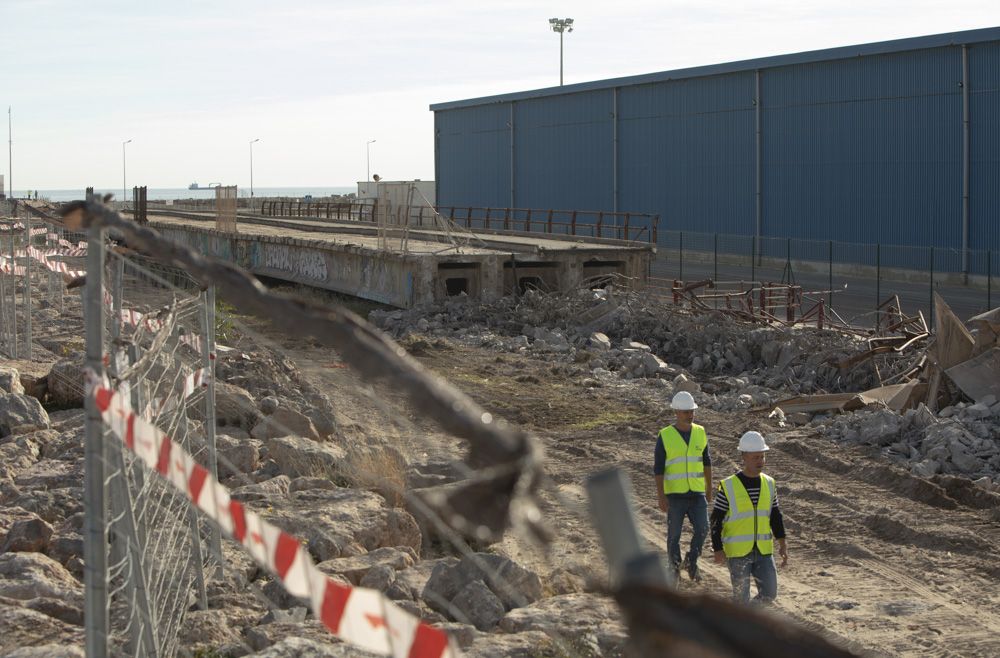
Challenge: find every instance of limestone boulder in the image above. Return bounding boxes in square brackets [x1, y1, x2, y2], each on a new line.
[213, 382, 260, 429]
[0, 394, 50, 437]
[252, 408, 322, 442]
[46, 355, 86, 409]
[177, 609, 247, 657]
[498, 592, 627, 648]
[215, 434, 261, 477]
[265, 434, 346, 479]
[452, 579, 505, 631]
[1, 514, 54, 553]
[230, 475, 291, 503]
[316, 546, 417, 585]
[244, 621, 366, 655]
[255, 488, 422, 562]
[422, 552, 542, 620]
[0, 367, 24, 395]
[0, 552, 82, 606]
[0, 604, 84, 655]
[0, 432, 43, 476]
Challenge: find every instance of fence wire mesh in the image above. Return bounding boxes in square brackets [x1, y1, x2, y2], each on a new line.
[651, 228, 998, 329]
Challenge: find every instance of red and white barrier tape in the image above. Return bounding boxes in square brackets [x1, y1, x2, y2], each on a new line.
[88, 378, 460, 658]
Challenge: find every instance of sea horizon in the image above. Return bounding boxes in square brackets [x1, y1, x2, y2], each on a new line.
[22, 186, 358, 203]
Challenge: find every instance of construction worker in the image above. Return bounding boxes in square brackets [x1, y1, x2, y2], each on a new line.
[654, 390, 712, 582]
[711, 431, 788, 603]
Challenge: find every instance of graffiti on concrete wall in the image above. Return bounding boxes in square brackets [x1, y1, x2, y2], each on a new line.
[260, 243, 328, 282]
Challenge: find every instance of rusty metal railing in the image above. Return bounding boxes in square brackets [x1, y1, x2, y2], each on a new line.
[258, 200, 659, 245]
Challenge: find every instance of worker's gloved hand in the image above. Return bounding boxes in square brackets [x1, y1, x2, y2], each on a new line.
[714, 550, 725, 565]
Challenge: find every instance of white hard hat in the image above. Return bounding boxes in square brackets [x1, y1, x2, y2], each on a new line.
[738, 431, 769, 452]
[671, 391, 698, 411]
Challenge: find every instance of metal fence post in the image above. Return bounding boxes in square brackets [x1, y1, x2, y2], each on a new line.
[0, 239, 6, 353]
[84, 220, 109, 658]
[713, 233, 718, 282]
[11, 218, 18, 358]
[828, 240, 833, 310]
[586, 468, 671, 588]
[23, 208, 31, 359]
[678, 231, 684, 281]
[750, 235, 756, 286]
[989, 250, 992, 310]
[929, 247, 935, 329]
[875, 243, 881, 311]
[201, 286, 224, 579]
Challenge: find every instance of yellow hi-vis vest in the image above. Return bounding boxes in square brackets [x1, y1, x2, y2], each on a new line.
[659, 424, 707, 494]
[720, 473, 775, 558]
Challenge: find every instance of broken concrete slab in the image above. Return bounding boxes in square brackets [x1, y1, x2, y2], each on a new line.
[771, 393, 866, 415]
[933, 292, 974, 370]
[858, 381, 926, 413]
[945, 347, 1000, 404]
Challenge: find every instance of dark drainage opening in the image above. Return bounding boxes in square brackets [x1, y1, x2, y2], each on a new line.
[586, 275, 614, 289]
[518, 276, 544, 293]
[445, 278, 469, 296]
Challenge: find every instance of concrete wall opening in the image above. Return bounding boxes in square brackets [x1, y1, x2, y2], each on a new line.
[436, 262, 481, 299]
[445, 277, 469, 295]
[582, 259, 625, 288]
[504, 260, 559, 294]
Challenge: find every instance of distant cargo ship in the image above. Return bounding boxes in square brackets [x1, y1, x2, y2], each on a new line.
[188, 182, 221, 190]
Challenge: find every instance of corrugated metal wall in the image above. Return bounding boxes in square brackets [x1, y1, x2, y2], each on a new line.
[618, 72, 756, 234]
[435, 104, 511, 207]
[970, 41, 1000, 254]
[762, 47, 962, 247]
[514, 90, 613, 210]
[433, 32, 1000, 253]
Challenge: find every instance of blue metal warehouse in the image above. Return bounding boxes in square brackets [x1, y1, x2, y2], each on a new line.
[430, 27, 1000, 265]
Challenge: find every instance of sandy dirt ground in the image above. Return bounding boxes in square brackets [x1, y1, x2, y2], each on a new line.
[253, 319, 1000, 658]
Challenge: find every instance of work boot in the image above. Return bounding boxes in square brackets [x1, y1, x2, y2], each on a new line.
[668, 561, 681, 585]
[683, 553, 702, 582]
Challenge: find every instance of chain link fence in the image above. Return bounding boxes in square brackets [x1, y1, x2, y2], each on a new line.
[651, 229, 998, 328]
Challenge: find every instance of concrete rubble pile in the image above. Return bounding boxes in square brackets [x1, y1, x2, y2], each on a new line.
[370, 287, 883, 408]
[807, 297, 1000, 489]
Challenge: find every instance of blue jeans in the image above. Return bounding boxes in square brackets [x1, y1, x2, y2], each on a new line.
[727, 548, 778, 603]
[666, 494, 708, 570]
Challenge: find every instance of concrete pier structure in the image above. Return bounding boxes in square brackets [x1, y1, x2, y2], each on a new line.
[149, 214, 653, 308]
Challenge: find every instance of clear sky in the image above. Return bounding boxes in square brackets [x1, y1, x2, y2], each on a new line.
[3, 0, 999, 192]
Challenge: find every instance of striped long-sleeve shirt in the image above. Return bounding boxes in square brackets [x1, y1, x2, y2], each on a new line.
[710, 471, 786, 552]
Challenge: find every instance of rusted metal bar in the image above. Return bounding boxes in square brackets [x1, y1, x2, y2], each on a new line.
[525, 208, 532, 232]
[571, 210, 577, 236]
[547, 209, 554, 234]
[624, 212, 631, 241]
[597, 211, 604, 239]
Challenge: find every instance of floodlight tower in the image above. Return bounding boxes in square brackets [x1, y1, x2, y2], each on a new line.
[548, 18, 574, 86]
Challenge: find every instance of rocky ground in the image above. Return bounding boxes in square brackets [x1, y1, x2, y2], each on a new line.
[2, 280, 1000, 657]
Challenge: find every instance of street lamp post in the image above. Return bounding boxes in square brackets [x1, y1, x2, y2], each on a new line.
[122, 139, 132, 204]
[548, 18, 574, 86]
[249, 138, 260, 198]
[366, 139, 376, 183]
